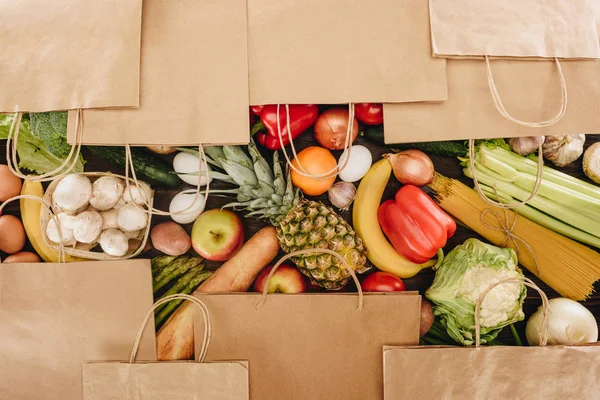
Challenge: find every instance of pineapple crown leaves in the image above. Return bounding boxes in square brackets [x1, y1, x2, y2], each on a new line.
[205, 139, 302, 224]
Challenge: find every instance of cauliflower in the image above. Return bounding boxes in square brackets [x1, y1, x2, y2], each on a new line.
[426, 239, 526, 345]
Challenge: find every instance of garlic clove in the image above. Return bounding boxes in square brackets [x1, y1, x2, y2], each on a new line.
[328, 182, 357, 211]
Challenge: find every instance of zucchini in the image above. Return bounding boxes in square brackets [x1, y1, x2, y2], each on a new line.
[360, 126, 468, 157]
[88, 146, 180, 188]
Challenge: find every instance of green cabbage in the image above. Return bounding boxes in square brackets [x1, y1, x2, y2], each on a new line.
[426, 238, 526, 345]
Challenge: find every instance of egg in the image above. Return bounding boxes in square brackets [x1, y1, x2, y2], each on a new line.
[338, 145, 373, 183]
[169, 190, 206, 224]
[3, 251, 41, 263]
[173, 152, 213, 186]
[0, 215, 26, 254]
[0, 165, 22, 202]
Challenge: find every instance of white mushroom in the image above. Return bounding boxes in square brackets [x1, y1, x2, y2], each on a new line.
[123, 229, 142, 239]
[100, 209, 119, 230]
[98, 229, 129, 257]
[89, 176, 124, 211]
[72, 211, 103, 244]
[45, 214, 77, 246]
[122, 186, 148, 206]
[117, 204, 148, 232]
[113, 198, 127, 209]
[52, 174, 92, 214]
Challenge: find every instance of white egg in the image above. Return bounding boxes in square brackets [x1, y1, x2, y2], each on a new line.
[169, 190, 206, 224]
[338, 145, 373, 183]
[173, 152, 213, 186]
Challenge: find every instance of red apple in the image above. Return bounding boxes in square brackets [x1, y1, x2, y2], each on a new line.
[253, 263, 307, 293]
[191, 209, 244, 261]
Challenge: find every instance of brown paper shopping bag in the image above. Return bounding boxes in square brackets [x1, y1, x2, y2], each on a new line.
[193, 253, 422, 400]
[68, 0, 250, 146]
[0, 0, 143, 113]
[401, 0, 600, 133]
[0, 260, 156, 400]
[382, 278, 600, 400]
[84, 294, 249, 400]
[248, 0, 447, 105]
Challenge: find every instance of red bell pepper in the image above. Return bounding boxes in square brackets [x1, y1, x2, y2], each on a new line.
[378, 185, 456, 264]
[250, 105, 264, 116]
[252, 104, 319, 150]
[355, 103, 384, 125]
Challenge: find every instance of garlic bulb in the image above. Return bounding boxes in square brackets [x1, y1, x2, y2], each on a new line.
[507, 136, 544, 156]
[542, 134, 585, 167]
[328, 182, 357, 211]
[583, 142, 600, 184]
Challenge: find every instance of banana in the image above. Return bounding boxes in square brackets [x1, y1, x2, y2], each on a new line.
[20, 181, 85, 263]
[353, 159, 436, 277]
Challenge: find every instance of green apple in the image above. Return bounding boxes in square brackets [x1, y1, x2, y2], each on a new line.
[191, 209, 244, 261]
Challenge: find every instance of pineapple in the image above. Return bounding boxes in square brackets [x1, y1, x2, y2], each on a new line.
[205, 142, 368, 290]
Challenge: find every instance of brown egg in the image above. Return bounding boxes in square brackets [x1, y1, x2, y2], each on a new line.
[3, 251, 41, 263]
[0, 215, 26, 254]
[0, 165, 23, 202]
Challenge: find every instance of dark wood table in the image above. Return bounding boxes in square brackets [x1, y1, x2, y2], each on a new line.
[2, 133, 599, 344]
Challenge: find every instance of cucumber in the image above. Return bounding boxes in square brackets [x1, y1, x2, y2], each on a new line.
[360, 126, 468, 157]
[88, 146, 180, 188]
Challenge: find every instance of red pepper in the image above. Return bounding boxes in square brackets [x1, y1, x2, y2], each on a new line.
[355, 103, 384, 125]
[250, 105, 264, 116]
[253, 104, 319, 150]
[378, 185, 456, 264]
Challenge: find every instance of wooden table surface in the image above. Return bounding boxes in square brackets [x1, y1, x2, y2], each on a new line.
[2, 133, 599, 344]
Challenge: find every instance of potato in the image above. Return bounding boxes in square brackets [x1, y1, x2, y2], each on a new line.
[4, 251, 41, 263]
[420, 299, 435, 337]
[151, 222, 191, 256]
[0, 215, 26, 254]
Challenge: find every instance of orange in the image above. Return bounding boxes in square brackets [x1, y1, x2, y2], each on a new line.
[290, 146, 337, 196]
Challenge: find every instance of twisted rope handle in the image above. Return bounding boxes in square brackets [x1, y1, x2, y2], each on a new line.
[6, 109, 84, 182]
[485, 56, 567, 128]
[468, 138, 543, 209]
[129, 294, 212, 363]
[255, 248, 364, 311]
[0, 194, 66, 263]
[123, 144, 209, 217]
[278, 103, 355, 180]
[474, 277, 549, 347]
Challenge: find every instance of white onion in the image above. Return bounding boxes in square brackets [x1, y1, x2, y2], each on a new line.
[169, 190, 206, 224]
[526, 298, 598, 346]
[173, 152, 213, 186]
[338, 145, 372, 183]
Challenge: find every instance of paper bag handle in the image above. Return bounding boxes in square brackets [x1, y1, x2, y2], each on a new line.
[0, 194, 67, 263]
[474, 277, 549, 347]
[123, 144, 209, 217]
[130, 294, 212, 363]
[6, 109, 84, 182]
[277, 103, 355, 180]
[255, 249, 364, 311]
[485, 56, 568, 128]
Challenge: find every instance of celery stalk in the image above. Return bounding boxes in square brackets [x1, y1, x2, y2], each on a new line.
[480, 145, 600, 201]
[479, 184, 600, 249]
[464, 167, 600, 236]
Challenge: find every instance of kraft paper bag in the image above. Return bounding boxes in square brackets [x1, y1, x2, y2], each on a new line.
[195, 292, 422, 400]
[382, 59, 600, 142]
[383, 278, 600, 400]
[383, 345, 600, 400]
[0, 0, 142, 112]
[0, 260, 156, 400]
[84, 295, 249, 400]
[67, 0, 249, 146]
[429, 0, 600, 59]
[248, 0, 447, 105]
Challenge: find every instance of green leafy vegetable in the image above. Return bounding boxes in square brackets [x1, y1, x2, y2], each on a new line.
[29, 111, 71, 158]
[425, 238, 527, 346]
[0, 114, 84, 175]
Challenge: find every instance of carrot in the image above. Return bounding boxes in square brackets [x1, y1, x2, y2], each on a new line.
[156, 227, 280, 360]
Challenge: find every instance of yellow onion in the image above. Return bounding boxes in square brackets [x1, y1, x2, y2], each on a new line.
[384, 150, 434, 186]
